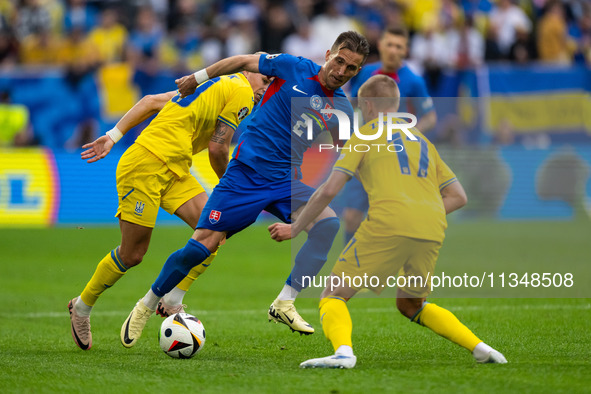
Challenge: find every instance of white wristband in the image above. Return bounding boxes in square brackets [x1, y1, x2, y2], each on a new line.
[106, 126, 123, 143]
[193, 68, 210, 85]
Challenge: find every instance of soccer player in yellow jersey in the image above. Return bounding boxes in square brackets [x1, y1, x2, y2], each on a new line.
[68, 70, 272, 350]
[268, 75, 507, 368]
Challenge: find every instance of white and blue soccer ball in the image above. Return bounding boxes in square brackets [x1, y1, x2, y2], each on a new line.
[159, 313, 205, 359]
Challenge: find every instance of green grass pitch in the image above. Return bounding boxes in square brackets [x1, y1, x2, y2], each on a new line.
[0, 220, 589, 393]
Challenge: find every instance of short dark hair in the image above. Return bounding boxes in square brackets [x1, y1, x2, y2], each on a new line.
[382, 25, 409, 40]
[330, 31, 370, 64]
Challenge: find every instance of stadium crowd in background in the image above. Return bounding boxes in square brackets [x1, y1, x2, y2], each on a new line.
[1, 0, 590, 148]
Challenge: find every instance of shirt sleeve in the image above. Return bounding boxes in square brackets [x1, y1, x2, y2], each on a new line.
[217, 86, 254, 130]
[258, 53, 298, 79]
[434, 146, 457, 191]
[333, 133, 365, 177]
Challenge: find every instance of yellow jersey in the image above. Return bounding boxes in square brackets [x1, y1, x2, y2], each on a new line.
[334, 117, 457, 243]
[135, 73, 254, 178]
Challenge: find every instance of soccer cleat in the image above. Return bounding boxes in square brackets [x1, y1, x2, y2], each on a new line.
[156, 301, 186, 318]
[300, 354, 357, 369]
[68, 297, 92, 350]
[120, 299, 154, 348]
[472, 342, 508, 364]
[475, 349, 508, 364]
[268, 299, 314, 335]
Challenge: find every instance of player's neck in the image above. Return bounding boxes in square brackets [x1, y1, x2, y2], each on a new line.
[381, 65, 399, 74]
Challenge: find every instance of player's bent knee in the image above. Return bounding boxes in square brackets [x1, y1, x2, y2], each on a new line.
[118, 249, 145, 268]
[192, 229, 224, 252]
[177, 239, 211, 270]
[308, 216, 340, 239]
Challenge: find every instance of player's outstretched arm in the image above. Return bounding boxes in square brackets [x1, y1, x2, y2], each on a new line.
[176, 54, 261, 97]
[81, 91, 175, 163]
[441, 180, 468, 214]
[268, 170, 351, 242]
[208, 121, 235, 179]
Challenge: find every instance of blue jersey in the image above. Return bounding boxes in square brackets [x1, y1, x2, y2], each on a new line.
[349, 62, 434, 117]
[233, 53, 354, 182]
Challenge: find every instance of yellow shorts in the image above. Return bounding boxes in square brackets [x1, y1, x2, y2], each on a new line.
[115, 144, 205, 228]
[331, 234, 441, 298]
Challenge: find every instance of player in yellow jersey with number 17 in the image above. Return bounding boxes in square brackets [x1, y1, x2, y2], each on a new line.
[269, 75, 507, 368]
[68, 69, 272, 350]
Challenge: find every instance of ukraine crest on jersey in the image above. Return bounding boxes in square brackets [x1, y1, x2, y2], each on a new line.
[232, 53, 355, 181]
[135, 73, 254, 178]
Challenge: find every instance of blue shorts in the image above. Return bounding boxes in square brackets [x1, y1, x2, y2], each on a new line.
[197, 160, 316, 238]
[342, 177, 369, 212]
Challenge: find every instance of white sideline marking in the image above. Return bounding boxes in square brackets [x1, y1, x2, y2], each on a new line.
[7, 303, 591, 319]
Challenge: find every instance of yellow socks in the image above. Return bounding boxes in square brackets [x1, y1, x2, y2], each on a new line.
[80, 248, 127, 307]
[413, 302, 482, 352]
[176, 250, 216, 291]
[319, 297, 353, 351]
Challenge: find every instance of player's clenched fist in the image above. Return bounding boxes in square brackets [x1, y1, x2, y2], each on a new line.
[268, 223, 293, 242]
[175, 74, 198, 97]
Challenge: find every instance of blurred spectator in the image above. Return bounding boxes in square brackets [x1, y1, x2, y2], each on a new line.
[398, 0, 441, 33]
[282, 18, 326, 64]
[63, 0, 97, 33]
[489, 0, 532, 56]
[160, 22, 202, 73]
[260, 2, 294, 53]
[483, 22, 503, 61]
[58, 25, 98, 81]
[86, 7, 128, 64]
[127, 7, 164, 75]
[537, 1, 575, 64]
[577, 6, 591, 65]
[310, 0, 355, 54]
[19, 27, 62, 66]
[509, 25, 537, 63]
[0, 27, 19, 68]
[15, 0, 52, 40]
[226, 3, 259, 56]
[446, 15, 485, 69]
[0, 90, 34, 146]
[409, 14, 449, 92]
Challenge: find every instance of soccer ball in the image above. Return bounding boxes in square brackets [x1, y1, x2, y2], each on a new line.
[158, 313, 206, 359]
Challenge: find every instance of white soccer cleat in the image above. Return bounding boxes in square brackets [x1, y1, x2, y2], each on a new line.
[300, 354, 357, 369]
[68, 297, 92, 350]
[473, 342, 508, 364]
[475, 349, 508, 364]
[120, 299, 154, 348]
[268, 299, 314, 335]
[156, 300, 186, 318]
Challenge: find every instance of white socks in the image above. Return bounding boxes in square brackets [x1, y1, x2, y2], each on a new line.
[472, 342, 493, 361]
[162, 287, 187, 306]
[142, 289, 160, 310]
[336, 345, 354, 357]
[74, 297, 92, 317]
[277, 284, 299, 301]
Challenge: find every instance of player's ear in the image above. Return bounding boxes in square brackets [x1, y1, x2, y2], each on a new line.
[325, 49, 332, 62]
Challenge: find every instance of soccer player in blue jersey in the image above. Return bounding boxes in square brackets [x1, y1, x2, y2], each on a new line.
[343, 26, 438, 243]
[119, 31, 370, 347]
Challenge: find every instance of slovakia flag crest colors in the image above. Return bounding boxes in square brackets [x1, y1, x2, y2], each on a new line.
[209, 210, 221, 224]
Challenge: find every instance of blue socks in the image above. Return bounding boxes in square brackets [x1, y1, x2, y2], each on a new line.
[287, 217, 340, 291]
[151, 239, 211, 297]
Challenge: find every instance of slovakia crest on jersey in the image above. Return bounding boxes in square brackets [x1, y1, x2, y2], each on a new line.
[238, 106, 249, 121]
[322, 103, 333, 120]
[209, 210, 221, 224]
[310, 95, 322, 110]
